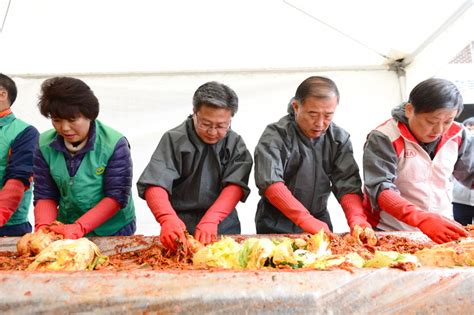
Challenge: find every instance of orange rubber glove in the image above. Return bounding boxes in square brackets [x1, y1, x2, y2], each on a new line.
[264, 182, 330, 234]
[48, 197, 121, 239]
[0, 179, 25, 226]
[378, 189, 468, 244]
[195, 184, 243, 245]
[34, 199, 58, 231]
[145, 186, 187, 251]
[340, 193, 377, 245]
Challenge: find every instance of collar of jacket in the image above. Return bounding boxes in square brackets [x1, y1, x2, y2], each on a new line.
[0, 110, 14, 127]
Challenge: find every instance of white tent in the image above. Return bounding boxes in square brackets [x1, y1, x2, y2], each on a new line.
[1, 0, 473, 235]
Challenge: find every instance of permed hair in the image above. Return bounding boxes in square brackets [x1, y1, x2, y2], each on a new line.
[38, 77, 99, 120]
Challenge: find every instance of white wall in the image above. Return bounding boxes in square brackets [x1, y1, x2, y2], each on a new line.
[13, 70, 401, 235]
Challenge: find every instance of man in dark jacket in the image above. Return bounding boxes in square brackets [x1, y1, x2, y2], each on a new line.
[0, 73, 39, 236]
[137, 81, 253, 251]
[254, 76, 375, 244]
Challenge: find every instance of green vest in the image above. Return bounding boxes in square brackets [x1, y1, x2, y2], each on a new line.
[0, 113, 32, 226]
[39, 120, 135, 236]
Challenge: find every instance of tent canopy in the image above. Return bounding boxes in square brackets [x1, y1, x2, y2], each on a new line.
[0, 0, 472, 235]
[1, 0, 472, 85]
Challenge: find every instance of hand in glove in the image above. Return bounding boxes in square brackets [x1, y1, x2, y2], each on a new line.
[145, 186, 188, 252]
[195, 184, 243, 245]
[351, 225, 377, 246]
[48, 197, 120, 239]
[49, 223, 85, 239]
[340, 193, 377, 245]
[159, 215, 188, 251]
[265, 182, 330, 234]
[378, 189, 468, 243]
[416, 213, 467, 244]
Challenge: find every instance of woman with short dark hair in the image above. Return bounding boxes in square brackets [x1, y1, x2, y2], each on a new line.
[33, 77, 136, 238]
[363, 78, 472, 243]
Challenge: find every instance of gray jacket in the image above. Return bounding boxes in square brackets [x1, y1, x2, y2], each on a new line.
[363, 103, 474, 212]
[254, 106, 362, 233]
[137, 116, 253, 234]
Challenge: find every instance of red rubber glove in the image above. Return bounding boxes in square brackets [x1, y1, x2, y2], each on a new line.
[264, 182, 330, 234]
[195, 184, 243, 245]
[34, 199, 58, 231]
[48, 197, 121, 239]
[340, 193, 372, 229]
[48, 223, 84, 239]
[378, 189, 468, 244]
[145, 186, 187, 252]
[340, 193, 377, 245]
[0, 179, 25, 226]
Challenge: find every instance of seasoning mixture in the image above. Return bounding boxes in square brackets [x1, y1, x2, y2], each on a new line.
[0, 232, 435, 272]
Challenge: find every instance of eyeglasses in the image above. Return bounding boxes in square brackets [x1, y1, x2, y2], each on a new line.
[194, 113, 231, 134]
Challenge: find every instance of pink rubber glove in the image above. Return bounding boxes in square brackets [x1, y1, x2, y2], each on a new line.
[0, 179, 25, 226]
[145, 186, 188, 252]
[34, 199, 58, 231]
[195, 184, 243, 245]
[48, 197, 120, 239]
[264, 182, 330, 234]
[48, 223, 84, 239]
[340, 193, 377, 245]
[378, 189, 468, 243]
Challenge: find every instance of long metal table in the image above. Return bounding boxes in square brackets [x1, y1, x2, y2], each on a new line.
[0, 234, 472, 314]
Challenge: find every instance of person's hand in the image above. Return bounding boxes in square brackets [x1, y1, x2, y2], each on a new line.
[339, 193, 375, 245]
[159, 215, 188, 252]
[145, 186, 189, 252]
[378, 190, 468, 244]
[48, 223, 85, 239]
[194, 184, 244, 245]
[418, 213, 468, 244]
[194, 222, 218, 245]
[299, 217, 331, 234]
[351, 225, 377, 246]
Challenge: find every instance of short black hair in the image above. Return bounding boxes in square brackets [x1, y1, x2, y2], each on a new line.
[192, 81, 238, 116]
[294, 76, 340, 104]
[0, 73, 18, 106]
[38, 77, 99, 120]
[408, 78, 463, 115]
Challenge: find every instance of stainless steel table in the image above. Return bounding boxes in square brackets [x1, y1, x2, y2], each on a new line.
[0, 234, 472, 314]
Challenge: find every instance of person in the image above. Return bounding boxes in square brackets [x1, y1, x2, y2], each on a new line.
[137, 81, 253, 251]
[363, 78, 472, 244]
[33, 77, 136, 239]
[0, 74, 39, 236]
[254, 76, 375, 243]
[452, 117, 474, 226]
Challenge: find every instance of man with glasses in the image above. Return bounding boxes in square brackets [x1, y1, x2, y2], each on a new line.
[0, 73, 39, 236]
[137, 81, 253, 251]
[254, 76, 375, 244]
